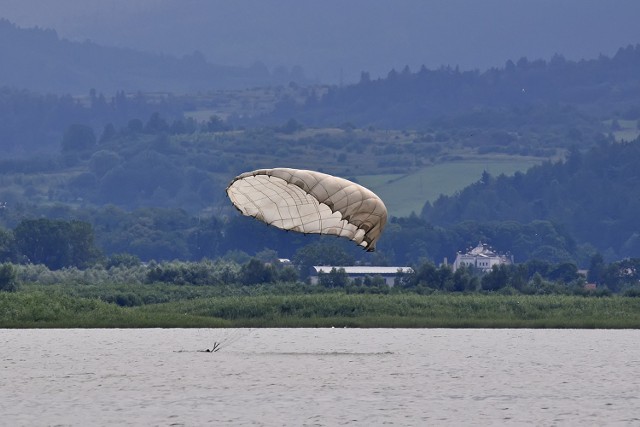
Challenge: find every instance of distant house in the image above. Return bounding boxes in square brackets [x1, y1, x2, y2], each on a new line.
[452, 242, 513, 272]
[309, 266, 414, 286]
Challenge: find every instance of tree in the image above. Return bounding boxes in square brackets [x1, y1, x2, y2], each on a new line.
[293, 241, 355, 278]
[240, 258, 274, 285]
[587, 253, 606, 284]
[481, 264, 510, 291]
[602, 258, 640, 292]
[280, 118, 303, 134]
[89, 150, 121, 179]
[188, 216, 223, 260]
[547, 262, 579, 283]
[412, 260, 440, 288]
[276, 265, 299, 283]
[13, 219, 101, 269]
[61, 124, 96, 152]
[206, 115, 228, 132]
[318, 267, 349, 288]
[127, 118, 144, 133]
[144, 112, 169, 133]
[99, 123, 116, 143]
[0, 264, 18, 292]
[452, 265, 479, 292]
[105, 253, 141, 269]
[0, 228, 15, 262]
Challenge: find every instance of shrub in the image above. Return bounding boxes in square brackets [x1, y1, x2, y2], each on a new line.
[0, 264, 19, 292]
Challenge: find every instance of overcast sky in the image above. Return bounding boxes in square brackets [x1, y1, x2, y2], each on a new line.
[2, 0, 640, 83]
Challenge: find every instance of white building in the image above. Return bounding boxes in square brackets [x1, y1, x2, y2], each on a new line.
[452, 242, 513, 272]
[309, 266, 414, 286]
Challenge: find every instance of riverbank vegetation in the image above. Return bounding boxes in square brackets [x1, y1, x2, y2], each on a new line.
[1, 256, 640, 328]
[2, 290, 640, 329]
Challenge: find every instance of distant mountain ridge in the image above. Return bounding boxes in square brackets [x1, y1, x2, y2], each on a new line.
[0, 18, 307, 94]
[268, 45, 640, 128]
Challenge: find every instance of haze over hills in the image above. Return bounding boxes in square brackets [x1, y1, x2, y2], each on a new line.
[265, 44, 640, 128]
[0, 18, 308, 94]
[2, 0, 640, 84]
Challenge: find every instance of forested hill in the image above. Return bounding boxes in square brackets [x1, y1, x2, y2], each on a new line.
[422, 139, 640, 260]
[0, 18, 305, 94]
[269, 45, 640, 128]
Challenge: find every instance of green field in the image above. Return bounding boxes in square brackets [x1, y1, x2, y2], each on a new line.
[2, 291, 639, 329]
[357, 157, 543, 217]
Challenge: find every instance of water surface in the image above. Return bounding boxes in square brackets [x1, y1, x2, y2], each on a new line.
[1, 328, 638, 426]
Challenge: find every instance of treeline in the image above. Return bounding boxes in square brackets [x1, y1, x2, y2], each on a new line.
[269, 45, 640, 128]
[422, 138, 640, 261]
[0, 210, 590, 269]
[0, 86, 184, 156]
[0, 18, 304, 95]
[1, 217, 638, 296]
[3, 255, 640, 300]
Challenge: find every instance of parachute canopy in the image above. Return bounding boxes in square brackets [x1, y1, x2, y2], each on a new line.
[226, 168, 387, 251]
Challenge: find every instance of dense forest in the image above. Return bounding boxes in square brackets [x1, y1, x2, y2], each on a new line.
[268, 44, 640, 128]
[422, 139, 640, 261]
[0, 86, 185, 156]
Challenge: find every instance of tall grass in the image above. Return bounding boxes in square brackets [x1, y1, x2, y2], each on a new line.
[0, 292, 226, 328]
[4, 291, 639, 328]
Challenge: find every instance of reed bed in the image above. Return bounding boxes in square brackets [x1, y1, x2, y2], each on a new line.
[2, 291, 640, 328]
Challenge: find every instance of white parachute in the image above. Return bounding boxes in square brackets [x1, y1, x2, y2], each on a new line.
[226, 168, 387, 251]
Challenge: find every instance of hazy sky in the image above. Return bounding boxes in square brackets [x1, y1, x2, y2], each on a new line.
[2, 0, 640, 83]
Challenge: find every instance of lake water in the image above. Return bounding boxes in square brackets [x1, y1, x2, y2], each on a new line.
[1, 328, 639, 426]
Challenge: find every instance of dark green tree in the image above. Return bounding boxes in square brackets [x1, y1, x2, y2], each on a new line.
[99, 123, 116, 143]
[240, 258, 274, 285]
[547, 262, 579, 283]
[451, 265, 479, 292]
[318, 267, 349, 288]
[89, 150, 121, 179]
[0, 264, 18, 292]
[13, 219, 101, 269]
[105, 253, 141, 269]
[187, 216, 223, 260]
[587, 253, 606, 284]
[293, 241, 355, 278]
[280, 118, 303, 134]
[481, 264, 510, 291]
[206, 115, 229, 132]
[0, 228, 15, 262]
[410, 260, 440, 288]
[127, 118, 144, 133]
[61, 124, 96, 152]
[144, 112, 169, 133]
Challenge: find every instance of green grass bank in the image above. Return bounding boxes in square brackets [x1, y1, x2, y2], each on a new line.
[2, 291, 640, 328]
